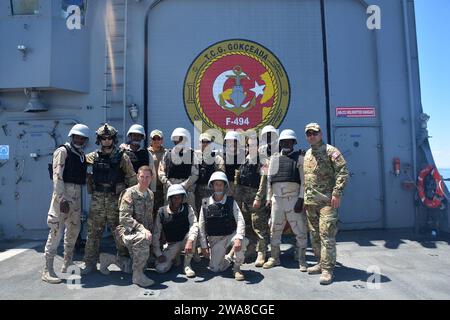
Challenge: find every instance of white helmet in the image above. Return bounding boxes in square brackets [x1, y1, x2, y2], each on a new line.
[199, 132, 213, 142]
[261, 125, 278, 139]
[279, 129, 297, 143]
[68, 124, 90, 138]
[171, 127, 190, 142]
[224, 130, 240, 141]
[127, 124, 146, 139]
[166, 184, 187, 200]
[208, 171, 229, 189]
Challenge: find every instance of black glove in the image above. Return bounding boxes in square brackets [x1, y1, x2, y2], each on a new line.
[294, 198, 304, 213]
[60, 200, 70, 214]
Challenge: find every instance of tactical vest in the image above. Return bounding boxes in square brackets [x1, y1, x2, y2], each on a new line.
[269, 151, 301, 184]
[198, 152, 216, 185]
[126, 149, 149, 173]
[224, 153, 240, 182]
[238, 157, 260, 188]
[166, 149, 193, 179]
[62, 145, 87, 185]
[160, 204, 190, 243]
[93, 150, 125, 187]
[204, 196, 236, 236]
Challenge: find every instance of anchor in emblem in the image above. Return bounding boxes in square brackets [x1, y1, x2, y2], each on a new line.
[227, 65, 247, 108]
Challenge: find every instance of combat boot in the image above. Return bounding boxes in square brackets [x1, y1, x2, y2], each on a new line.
[307, 263, 322, 275]
[254, 252, 266, 268]
[99, 253, 116, 275]
[298, 248, 308, 272]
[183, 256, 196, 278]
[319, 269, 334, 285]
[81, 262, 98, 275]
[42, 257, 62, 284]
[132, 262, 154, 287]
[263, 245, 280, 269]
[233, 265, 245, 281]
[61, 253, 74, 273]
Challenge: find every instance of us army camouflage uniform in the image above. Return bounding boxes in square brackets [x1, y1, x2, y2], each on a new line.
[117, 185, 154, 276]
[83, 147, 137, 267]
[149, 146, 166, 216]
[44, 145, 83, 266]
[304, 141, 349, 271]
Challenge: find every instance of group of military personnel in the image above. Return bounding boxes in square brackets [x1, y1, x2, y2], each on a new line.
[42, 121, 348, 287]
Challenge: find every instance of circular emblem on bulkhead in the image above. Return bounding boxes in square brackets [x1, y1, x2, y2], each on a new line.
[184, 39, 290, 133]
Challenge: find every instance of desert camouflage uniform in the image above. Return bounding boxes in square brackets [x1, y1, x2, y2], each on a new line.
[304, 141, 349, 271]
[83, 147, 137, 267]
[266, 150, 308, 265]
[44, 144, 84, 267]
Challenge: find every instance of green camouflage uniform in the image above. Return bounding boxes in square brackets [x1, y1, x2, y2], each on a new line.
[304, 141, 348, 271]
[252, 145, 271, 254]
[149, 146, 166, 217]
[83, 147, 137, 267]
[234, 154, 269, 256]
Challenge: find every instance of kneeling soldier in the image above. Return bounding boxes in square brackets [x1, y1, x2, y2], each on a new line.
[153, 184, 198, 277]
[108, 166, 155, 287]
[199, 171, 248, 281]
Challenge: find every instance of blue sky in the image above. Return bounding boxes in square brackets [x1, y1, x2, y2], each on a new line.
[415, 0, 450, 169]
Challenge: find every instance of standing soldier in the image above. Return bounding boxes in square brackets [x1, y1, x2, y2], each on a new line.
[194, 132, 225, 214]
[158, 128, 198, 211]
[251, 125, 278, 267]
[81, 124, 137, 274]
[233, 133, 264, 263]
[148, 129, 166, 214]
[120, 124, 156, 191]
[199, 171, 248, 281]
[42, 124, 90, 284]
[263, 129, 308, 272]
[153, 184, 199, 278]
[111, 165, 155, 287]
[222, 130, 246, 196]
[303, 123, 348, 285]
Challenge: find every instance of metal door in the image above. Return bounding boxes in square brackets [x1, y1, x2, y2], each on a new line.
[334, 126, 384, 229]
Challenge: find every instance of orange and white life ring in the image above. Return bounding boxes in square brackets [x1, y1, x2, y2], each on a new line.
[417, 165, 445, 209]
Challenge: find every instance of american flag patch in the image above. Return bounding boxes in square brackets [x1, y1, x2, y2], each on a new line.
[331, 151, 341, 160]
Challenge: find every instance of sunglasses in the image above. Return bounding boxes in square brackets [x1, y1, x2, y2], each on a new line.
[100, 136, 113, 141]
[152, 136, 162, 141]
[306, 131, 320, 137]
[201, 141, 211, 144]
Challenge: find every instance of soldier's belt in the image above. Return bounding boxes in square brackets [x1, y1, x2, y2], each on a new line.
[94, 184, 115, 193]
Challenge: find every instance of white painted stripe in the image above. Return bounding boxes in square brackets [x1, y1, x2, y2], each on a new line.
[0, 242, 41, 262]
